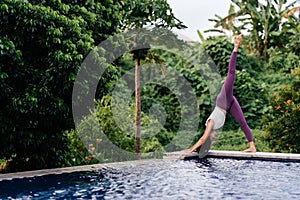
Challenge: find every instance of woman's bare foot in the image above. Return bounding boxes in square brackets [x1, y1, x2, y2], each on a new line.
[243, 147, 256, 152]
[243, 141, 256, 152]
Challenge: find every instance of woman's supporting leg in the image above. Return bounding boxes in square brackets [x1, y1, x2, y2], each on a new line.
[229, 97, 256, 152]
[228, 97, 253, 142]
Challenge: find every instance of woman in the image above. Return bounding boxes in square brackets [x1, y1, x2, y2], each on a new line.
[185, 34, 256, 153]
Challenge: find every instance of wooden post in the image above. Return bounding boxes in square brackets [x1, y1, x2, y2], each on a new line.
[135, 57, 141, 160]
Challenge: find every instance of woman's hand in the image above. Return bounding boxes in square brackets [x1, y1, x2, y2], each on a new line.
[183, 148, 196, 154]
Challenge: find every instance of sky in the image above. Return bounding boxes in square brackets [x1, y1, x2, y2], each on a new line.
[167, 0, 300, 41]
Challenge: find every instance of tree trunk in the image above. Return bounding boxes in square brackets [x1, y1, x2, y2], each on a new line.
[135, 56, 141, 160]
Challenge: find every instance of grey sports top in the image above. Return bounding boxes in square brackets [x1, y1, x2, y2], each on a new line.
[205, 107, 226, 130]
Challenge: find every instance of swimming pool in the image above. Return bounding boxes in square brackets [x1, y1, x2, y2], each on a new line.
[1, 158, 300, 199]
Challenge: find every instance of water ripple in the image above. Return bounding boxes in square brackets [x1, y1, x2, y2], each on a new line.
[1, 158, 300, 199]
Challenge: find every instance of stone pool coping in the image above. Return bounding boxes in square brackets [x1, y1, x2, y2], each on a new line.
[163, 150, 300, 162]
[1, 150, 300, 180]
[0, 159, 160, 181]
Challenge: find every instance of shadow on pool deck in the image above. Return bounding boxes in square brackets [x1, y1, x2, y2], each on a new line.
[1, 150, 300, 181]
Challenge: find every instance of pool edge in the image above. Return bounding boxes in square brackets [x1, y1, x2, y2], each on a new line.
[2, 150, 300, 180]
[163, 150, 300, 162]
[0, 159, 163, 181]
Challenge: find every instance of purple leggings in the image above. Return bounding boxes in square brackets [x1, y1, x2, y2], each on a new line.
[216, 52, 253, 142]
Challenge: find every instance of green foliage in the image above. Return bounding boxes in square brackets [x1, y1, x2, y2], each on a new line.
[267, 47, 300, 72]
[154, 46, 211, 138]
[75, 95, 166, 162]
[203, 37, 262, 75]
[212, 129, 272, 152]
[263, 67, 300, 153]
[202, 37, 235, 76]
[228, 69, 268, 128]
[63, 129, 98, 166]
[208, 0, 299, 58]
[120, 0, 187, 79]
[262, 47, 300, 96]
[1, 0, 299, 174]
[1, 0, 186, 172]
[0, 0, 121, 172]
[118, 0, 187, 158]
[121, 0, 186, 29]
[272, 8, 300, 56]
[141, 83, 181, 134]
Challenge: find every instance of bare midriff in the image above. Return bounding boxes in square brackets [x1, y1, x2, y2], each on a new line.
[216, 106, 227, 115]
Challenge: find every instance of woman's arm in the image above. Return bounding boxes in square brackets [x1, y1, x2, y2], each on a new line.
[184, 120, 214, 153]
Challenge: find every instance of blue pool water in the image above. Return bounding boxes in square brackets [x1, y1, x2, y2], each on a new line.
[0, 158, 300, 199]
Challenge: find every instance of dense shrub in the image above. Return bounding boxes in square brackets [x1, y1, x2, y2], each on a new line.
[1, 0, 188, 172]
[73, 95, 167, 162]
[224, 69, 269, 129]
[268, 47, 299, 73]
[203, 36, 262, 76]
[264, 67, 300, 153]
[212, 129, 272, 152]
[0, 0, 121, 172]
[127, 48, 213, 149]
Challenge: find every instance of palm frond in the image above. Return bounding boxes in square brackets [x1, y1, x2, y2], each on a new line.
[203, 29, 225, 33]
[283, 7, 300, 18]
[196, 30, 205, 43]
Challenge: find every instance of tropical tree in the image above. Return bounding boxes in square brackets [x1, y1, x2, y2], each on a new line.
[279, 6, 300, 55]
[120, 0, 186, 159]
[205, 3, 244, 39]
[206, 0, 298, 58]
